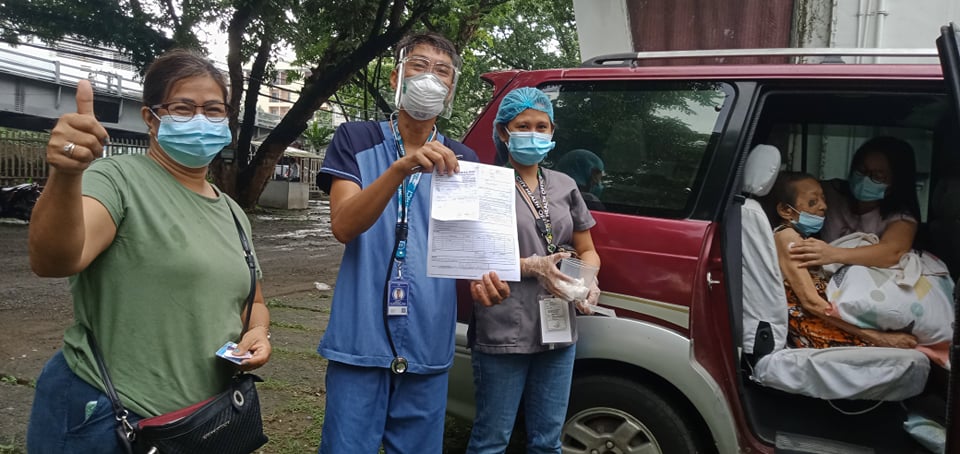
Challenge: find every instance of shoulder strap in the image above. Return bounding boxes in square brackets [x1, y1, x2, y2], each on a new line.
[227, 203, 258, 334]
[86, 327, 135, 446]
[514, 180, 542, 221]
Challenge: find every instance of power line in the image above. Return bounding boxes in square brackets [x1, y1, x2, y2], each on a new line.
[3, 38, 136, 66]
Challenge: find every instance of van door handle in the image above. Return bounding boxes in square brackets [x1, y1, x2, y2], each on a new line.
[706, 271, 721, 291]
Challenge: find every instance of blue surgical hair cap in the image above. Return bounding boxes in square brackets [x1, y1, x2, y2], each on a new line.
[555, 149, 604, 188]
[492, 87, 555, 163]
[493, 87, 554, 127]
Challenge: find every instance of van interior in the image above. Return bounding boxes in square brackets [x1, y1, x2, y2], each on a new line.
[737, 85, 958, 453]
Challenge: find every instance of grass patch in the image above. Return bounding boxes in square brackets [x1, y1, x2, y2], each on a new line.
[270, 321, 311, 331]
[0, 436, 25, 454]
[258, 379, 318, 395]
[266, 300, 331, 314]
[0, 374, 34, 388]
[271, 347, 324, 361]
[260, 391, 325, 453]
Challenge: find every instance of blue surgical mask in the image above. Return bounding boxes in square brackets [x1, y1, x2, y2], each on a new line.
[507, 131, 555, 166]
[790, 205, 824, 236]
[849, 171, 888, 202]
[155, 114, 232, 168]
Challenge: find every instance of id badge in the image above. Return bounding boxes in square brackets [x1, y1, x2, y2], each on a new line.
[388, 280, 409, 316]
[539, 295, 572, 344]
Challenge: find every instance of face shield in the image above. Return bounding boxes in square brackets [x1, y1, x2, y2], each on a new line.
[393, 46, 460, 120]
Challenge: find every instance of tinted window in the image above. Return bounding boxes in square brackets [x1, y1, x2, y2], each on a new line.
[539, 81, 731, 218]
[756, 91, 945, 221]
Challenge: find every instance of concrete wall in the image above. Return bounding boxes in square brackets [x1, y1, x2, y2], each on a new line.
[259, 180, 310, 210]
[573, 0, 633, 61]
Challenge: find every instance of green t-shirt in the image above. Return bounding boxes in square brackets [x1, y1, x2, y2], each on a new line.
[62, 154, 262, 417]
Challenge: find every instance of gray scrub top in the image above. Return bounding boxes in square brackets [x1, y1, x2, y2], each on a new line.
[469, 168, 596, 354]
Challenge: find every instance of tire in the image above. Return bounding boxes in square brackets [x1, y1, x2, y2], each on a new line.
[562, 374, 706, 454]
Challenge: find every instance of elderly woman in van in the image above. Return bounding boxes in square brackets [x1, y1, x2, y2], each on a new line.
[467, 87, 600, 453]
[764, 171, 918, 350]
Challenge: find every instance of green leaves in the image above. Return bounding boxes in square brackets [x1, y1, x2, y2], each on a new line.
[2, 0, 181, 70]
[438, 0, 580, 138]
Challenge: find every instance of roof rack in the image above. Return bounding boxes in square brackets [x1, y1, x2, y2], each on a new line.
[581, 48, 940, 67]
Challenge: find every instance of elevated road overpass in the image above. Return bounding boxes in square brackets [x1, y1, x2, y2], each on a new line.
[0, 45, 279, 139]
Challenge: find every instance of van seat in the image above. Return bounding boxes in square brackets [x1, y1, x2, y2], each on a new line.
[740, 144, 930, 401]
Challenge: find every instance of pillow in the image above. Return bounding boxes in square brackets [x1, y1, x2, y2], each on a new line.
[827, 262, 955, 345]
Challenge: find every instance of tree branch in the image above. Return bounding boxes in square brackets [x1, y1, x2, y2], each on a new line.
[238, 4, 433, 206]
[369, 0, 390, 40]
[238, 32, 275, 167]
[387, 0, 406, 32]
[162, 0, 181, 30]
[353, 73, 393, 119]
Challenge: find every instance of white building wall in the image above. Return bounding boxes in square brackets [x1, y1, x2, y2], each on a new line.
[830, 0, 960, 63]
[573, 0, 633, 61]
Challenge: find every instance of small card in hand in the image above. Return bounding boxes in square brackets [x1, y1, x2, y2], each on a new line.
[216, 341, 252, 364]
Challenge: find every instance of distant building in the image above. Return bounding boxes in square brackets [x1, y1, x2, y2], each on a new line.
[243, 62, 345, 131]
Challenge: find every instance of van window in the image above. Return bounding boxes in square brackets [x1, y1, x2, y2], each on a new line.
[756, 91, 945, 222]
[540, 81, 732, 218]
[781, 125, 934, 220]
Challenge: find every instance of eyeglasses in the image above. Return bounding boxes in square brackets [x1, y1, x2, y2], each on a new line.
[150, 101, 232, 123]
[400, 56, 458, 80]
[854, 168, 890, 184]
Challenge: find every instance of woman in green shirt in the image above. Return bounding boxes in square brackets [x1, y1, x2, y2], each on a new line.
[26, 49, 272, 453]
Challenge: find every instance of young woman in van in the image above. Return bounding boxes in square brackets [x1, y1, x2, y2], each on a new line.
[765, 171, 918, 349]
[466, 87, 601, 453]
[788, 137, 920, 269]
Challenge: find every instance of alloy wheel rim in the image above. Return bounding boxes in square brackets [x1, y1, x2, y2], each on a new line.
[561, 407, 662, 454]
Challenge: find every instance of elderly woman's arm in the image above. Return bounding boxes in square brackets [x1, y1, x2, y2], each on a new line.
[774, 229, 917, 349]
[789, 219, 916, 269]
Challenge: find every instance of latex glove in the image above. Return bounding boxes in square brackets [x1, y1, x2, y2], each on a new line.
[520, 252, 573, 299]
[575, 278, 601, 314]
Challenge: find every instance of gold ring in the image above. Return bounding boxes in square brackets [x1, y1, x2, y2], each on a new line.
[63, 142, 77, 157]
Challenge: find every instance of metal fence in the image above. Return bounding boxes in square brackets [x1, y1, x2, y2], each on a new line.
[0, 131, 326, 196]
[0, 129, 48, 186]
[0, 130, 149, 186]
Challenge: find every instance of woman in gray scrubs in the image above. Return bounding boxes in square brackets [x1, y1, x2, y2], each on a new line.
[466, 87, 601, 454]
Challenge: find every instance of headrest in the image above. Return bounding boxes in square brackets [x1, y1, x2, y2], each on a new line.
[742, 145, 781, 197]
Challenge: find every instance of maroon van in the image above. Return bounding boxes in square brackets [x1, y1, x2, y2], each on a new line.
[446, 25, 960, 454]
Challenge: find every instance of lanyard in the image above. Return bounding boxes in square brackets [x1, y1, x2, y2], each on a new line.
[515, 169, 556, 253]
[391, 117, 436, 263]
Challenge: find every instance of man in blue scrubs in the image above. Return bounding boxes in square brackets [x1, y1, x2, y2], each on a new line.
[315, 31, 509, 453]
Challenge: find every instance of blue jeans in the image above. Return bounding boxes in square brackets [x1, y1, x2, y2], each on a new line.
[318, 360, 449, 454]
[466, 345, 576, 454]
[27, 351, 143, 454]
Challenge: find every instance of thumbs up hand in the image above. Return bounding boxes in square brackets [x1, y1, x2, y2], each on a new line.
[46, 80, 109, 175]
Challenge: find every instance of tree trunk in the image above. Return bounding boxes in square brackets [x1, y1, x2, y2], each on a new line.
[235, 3, 430, 208]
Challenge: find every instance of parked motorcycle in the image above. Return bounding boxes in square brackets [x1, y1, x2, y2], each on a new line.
[0, 182, 42, 221]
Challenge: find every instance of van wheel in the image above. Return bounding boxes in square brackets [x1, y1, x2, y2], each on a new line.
[562, 374, 704, 454]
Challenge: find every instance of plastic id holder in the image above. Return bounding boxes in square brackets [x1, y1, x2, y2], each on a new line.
[388, 280, 409, 316]
[539, 295, 572, 344]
